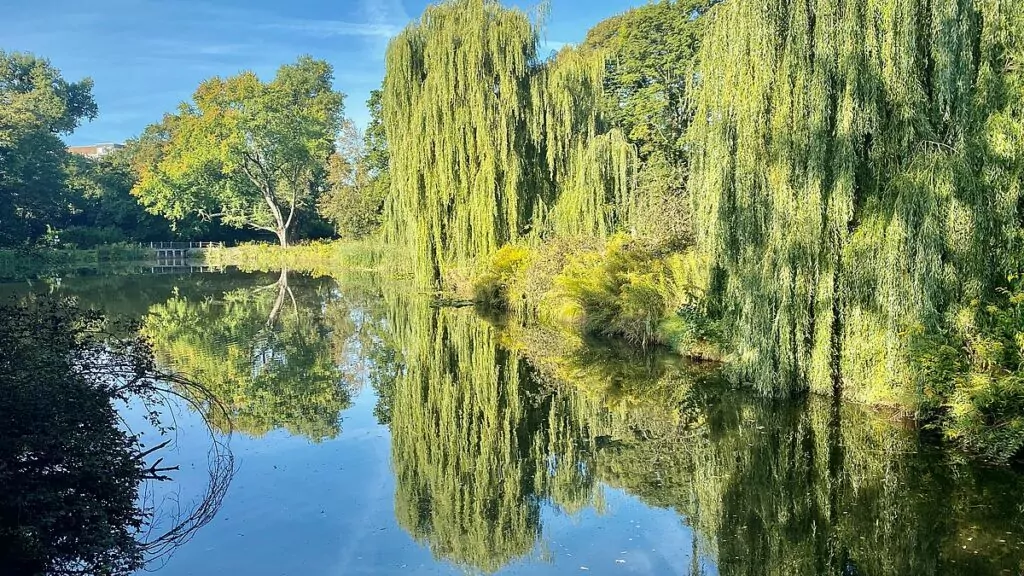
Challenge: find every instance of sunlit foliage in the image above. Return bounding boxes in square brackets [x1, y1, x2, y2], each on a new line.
[382, 0, 636, 286]
[317, 90, 390, 240]
[687, 0, 1024, 421]
[132, 57, 345, 247]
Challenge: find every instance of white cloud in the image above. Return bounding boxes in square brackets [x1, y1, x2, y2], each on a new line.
[262, 19, 401, 39]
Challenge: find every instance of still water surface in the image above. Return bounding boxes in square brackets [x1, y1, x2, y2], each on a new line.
[4, 268, 1023, 575]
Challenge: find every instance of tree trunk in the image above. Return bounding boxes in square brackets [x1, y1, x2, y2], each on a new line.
[276, 228, 289, 248]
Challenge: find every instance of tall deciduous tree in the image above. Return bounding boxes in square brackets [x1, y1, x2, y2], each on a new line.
[580, 1, 714, 248]
[382, 0, 636, 286]
[0, 51, 97, 246]
[383, 0, 540, 284]
[316, 99, 389, 239]
[62, 149, 173, 246]
[132, 57, 344, 247]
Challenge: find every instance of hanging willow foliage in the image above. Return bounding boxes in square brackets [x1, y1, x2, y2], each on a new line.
[688, 0, 1023, 402]
[383, 0, 637, 286]
[382, 0, 538, 286]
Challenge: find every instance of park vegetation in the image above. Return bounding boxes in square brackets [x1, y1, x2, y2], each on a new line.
[371, 0, 1023, 464]
[0, 0, 1020, 523]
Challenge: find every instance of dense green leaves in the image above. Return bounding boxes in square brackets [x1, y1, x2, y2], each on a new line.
[132, 57, 345, 246]
[382, 0, 636, 286]
[687, 0, 1024, 417]
[0, 51, 97, 246]
[383, 0, 540, 285]
[62, 149, 172, 246]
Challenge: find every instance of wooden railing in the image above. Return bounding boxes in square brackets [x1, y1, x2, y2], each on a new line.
[146, 242, 224, 249]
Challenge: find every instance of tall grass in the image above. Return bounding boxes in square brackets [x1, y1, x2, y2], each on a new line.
[200, 240, 400, 277]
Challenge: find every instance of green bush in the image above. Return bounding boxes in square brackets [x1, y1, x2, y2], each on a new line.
[472, 245, 531, 307]
[546, 236, 676, 346]
[912, 274, 1024, 464]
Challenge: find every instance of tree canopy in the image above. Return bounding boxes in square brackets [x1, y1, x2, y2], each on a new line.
[687, 0, 1024, 412]
[316, 91, 390, 240]
[132, 57, 345, 246]
[0, 51, 97, 246]
[382, 0, 641, 286]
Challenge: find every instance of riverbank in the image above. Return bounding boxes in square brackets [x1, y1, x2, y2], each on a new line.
[0, 245, 155, 281]
[43, 236, 1020, 467]
[199, 240, 400, 278]
[412, 231, 1022, 467]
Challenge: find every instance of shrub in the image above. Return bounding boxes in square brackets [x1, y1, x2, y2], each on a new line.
[545, 235, 672, 346]
[912, 274, 1024, 464]
[472, 245, 531, 307]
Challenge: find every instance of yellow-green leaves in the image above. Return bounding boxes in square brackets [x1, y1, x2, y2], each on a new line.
[132, 57, 345, 246]
[688, 0, 1024, 413]
[382, 0, 636, 287]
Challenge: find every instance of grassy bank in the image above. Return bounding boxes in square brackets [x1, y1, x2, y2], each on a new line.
[0, 245, 155, 281]
[471, 234, 724, 362]
[199, 240, 401, 277]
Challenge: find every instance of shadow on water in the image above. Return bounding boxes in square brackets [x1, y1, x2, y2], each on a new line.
[3, 268, 1022, 575]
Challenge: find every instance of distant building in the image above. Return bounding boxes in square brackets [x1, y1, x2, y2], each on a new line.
[67, 143, 125, 159]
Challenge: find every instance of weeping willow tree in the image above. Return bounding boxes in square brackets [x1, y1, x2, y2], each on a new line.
[688, 0, 1024, 404]
[383, 0, 637, 286]
[530, 48, 637, 238]
[383, 0, 539, 285]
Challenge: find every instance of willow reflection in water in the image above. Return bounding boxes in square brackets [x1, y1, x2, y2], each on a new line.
[379, 288, 1024, 575]
[142, 270, 356, 440]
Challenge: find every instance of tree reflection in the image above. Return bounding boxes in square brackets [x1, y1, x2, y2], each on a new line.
[0, 297, 231, 575]
[380, 297, 1024, 575]
[143, 270, 354, 440]
[385, 293, 547, 572]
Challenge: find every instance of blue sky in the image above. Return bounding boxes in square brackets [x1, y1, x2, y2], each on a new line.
[3, 0, 645, 145]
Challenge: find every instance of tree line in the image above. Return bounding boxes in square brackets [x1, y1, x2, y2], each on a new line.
[0, 52, 387, 249]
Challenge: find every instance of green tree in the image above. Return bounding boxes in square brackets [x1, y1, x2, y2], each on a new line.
[582, 0, 710, 163]
[317, 88, 392, 240]
[383, 0, 635, 286]
[687, 0, 1024, 417]
[316, 117, 387, 239]
[132, 57, 345, 247]
[62, 148, 173, 246]
[383, 0, 541, 284]
[580, 1, 713, 248]
[363, 88, 390, 185]
[0, 51, 97, 246]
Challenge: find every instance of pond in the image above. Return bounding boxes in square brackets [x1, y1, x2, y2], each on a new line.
[4, 267, 1024, 575]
